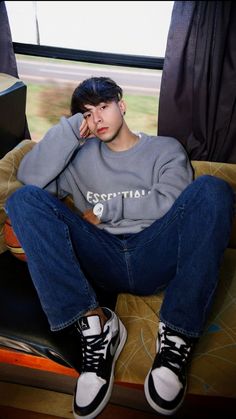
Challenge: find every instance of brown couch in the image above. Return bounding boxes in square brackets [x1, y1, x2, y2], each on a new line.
[1, 143, 236, 401]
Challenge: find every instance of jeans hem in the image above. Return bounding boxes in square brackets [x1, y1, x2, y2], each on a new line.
[50, 302, 99, 332]
[159, 315, 201, 338]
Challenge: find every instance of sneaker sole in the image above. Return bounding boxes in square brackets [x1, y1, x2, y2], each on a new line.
[144, 370, 187, 416]
[73, 318, 127, 419]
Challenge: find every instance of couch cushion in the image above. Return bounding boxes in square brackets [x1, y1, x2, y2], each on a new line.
[0, 140, 35, 254]
[115, 248, 236, 398]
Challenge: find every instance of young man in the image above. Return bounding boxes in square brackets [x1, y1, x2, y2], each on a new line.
[5, 77, 234, 418]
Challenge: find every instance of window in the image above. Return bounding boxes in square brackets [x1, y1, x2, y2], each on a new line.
[6, 1, 173, 57]
[6, 1, 173, 140]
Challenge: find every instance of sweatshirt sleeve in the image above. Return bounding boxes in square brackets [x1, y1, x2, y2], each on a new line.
[100, 141, 193, 223]
[17, 113, 84, 194]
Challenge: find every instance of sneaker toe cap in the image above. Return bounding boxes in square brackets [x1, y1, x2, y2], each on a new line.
[75, 372, 106, 407]
[151, 366, 183, 401]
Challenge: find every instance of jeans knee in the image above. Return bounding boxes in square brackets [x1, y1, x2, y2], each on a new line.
[195, 175, 235, 217]
[5, 185, 42, 215]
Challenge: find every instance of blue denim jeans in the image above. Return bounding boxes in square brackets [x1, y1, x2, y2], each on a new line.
[5, 175, 234, 337]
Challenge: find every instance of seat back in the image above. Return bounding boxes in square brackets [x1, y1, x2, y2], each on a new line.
[0, 73, 27, 159]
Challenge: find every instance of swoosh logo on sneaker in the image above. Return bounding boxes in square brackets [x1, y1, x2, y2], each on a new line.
[110, 333, 120, 357]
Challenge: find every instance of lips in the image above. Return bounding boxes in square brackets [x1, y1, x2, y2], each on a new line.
[97, 127, 108, 134]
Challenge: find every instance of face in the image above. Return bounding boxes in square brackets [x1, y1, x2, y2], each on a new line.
[83, 100, 126, 143]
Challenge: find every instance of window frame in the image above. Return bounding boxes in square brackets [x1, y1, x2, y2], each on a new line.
[13, 42, 164, 70]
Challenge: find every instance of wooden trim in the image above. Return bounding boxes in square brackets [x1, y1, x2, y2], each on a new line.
[0, 348, 78, 377]
[0, 348, 145, 388]
[1, 349, 236, 417]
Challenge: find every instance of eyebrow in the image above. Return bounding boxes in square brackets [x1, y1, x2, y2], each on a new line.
[83, 102, 108, 115]
[82, 107, 93, 116]
[83, 106, 92, 111]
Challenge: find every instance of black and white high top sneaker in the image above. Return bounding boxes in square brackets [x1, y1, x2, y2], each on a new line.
[144, 322, 195, 416]
[73, 308, 127, 419]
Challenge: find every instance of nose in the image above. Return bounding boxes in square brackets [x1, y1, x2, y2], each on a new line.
[93, 109, 102, 124]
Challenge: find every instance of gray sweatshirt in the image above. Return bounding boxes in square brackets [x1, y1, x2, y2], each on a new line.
[17, 114, 193, 234]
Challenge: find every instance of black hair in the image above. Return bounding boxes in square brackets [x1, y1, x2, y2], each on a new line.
[70, 76, 123, 115]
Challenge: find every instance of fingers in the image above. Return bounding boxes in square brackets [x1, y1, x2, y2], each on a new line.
[80, 118, 95, 139]
[80, 118, 91, 139]
[82, 209, 101, 225]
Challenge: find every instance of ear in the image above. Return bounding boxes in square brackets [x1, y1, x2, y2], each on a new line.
[118, 99, 126, 116]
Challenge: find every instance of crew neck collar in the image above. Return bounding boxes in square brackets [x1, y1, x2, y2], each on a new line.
[101, 132, 145, 157]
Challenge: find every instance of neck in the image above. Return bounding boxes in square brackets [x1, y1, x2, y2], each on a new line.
[106, 123, 140, 152]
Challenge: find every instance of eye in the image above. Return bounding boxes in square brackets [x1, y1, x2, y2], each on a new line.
[100, 104, 107, 110]
[84, 113, 91, 119]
